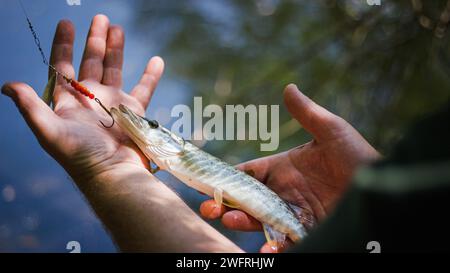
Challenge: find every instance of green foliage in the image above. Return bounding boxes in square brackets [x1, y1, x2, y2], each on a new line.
[136, 0, 450, 159]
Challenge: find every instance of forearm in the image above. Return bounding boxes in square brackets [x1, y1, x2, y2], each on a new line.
[73, 164, 242, 252]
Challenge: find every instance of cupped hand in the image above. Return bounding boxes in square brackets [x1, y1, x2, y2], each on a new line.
[199, 84, 380, 253]
[2, 15, 164, 182]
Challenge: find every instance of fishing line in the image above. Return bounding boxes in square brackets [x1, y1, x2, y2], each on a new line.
[17, 0, 115, 128]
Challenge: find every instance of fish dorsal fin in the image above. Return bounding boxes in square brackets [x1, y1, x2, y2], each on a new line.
[213, 187, 240, 209]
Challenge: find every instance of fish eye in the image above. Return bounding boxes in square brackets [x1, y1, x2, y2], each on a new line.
[148, 119, 159, 129]
[141, 116, 159, 128]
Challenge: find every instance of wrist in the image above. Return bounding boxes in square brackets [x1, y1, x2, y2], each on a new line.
[62, 156, 242, 252]
[68, 161, 152, 189]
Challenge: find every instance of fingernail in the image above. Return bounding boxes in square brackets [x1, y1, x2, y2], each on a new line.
[291, 84, 307, 98]
[151, 62, 161, 73]
[286, 83, 301, 94]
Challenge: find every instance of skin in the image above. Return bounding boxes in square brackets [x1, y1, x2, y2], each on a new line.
[200, 84, 380, 253]
[2, 15, 241, 252]
[2, 15, 379, 253]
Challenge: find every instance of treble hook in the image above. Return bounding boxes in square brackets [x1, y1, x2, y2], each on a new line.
[94, 98, 115, 128]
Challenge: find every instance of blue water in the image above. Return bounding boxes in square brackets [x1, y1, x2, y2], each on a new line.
[0, 0, 264, 252]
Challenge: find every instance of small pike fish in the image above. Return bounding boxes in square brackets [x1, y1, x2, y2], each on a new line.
[111, 104, 311, 248]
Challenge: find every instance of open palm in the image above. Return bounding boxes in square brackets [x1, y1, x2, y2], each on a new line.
[3, 15, 164, 181]
[200, 84, 380, 252]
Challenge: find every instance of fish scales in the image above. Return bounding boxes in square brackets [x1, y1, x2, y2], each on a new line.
[110, 104, 309, 244]
[171, 143, 306, 239]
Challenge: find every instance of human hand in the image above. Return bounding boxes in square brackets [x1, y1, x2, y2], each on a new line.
[199, 84, 380, 253]
[2, 15, 164, 183]
[1, 15, 241, 253]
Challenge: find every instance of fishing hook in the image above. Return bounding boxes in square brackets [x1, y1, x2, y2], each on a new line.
[95, 98, 115, 128]
[18, 0, 115, 129]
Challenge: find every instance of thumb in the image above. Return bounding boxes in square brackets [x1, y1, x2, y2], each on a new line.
[283, 84, 345, 142]
[2, 82, 61, 143]
[234, 153, 283, 183]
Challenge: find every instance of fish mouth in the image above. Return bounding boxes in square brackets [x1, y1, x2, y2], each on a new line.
[111, 104, 145, 129]
[118, 104, 139, 120]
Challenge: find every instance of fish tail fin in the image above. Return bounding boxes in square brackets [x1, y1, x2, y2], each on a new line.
[287, 202, 316, 231]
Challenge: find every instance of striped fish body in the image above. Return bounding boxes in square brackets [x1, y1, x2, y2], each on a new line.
[157, 143, 306, 242]
[111, 104, 308, 243]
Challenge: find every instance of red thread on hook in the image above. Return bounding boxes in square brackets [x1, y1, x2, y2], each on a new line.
[18, 0, 114, 128]
[69, 79, 95, 99]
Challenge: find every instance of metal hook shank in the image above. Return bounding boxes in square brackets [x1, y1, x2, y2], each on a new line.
[94, 98, 115, 128]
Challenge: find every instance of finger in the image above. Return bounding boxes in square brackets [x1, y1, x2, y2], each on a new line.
[130, 56, 164, 109]
[2, 82, 61, 143]
[221, 210, 262, 231]
[102, 25, 124, 87]
[200, 199, 228, 220]
[79, 14, 109, 82]
[260, 243, 279, 253]
[235, 155, 276, 183]
[259, 240, 292, 253]
[49, 20, 76, 105]
[284, 84, 344, 142]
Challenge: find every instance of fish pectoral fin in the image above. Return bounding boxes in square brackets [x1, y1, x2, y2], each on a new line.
[222, 199, 240, 209]
[213, 188, 240, 208]
[213, 188, 224, 207]
[263, 223, 286, 252]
